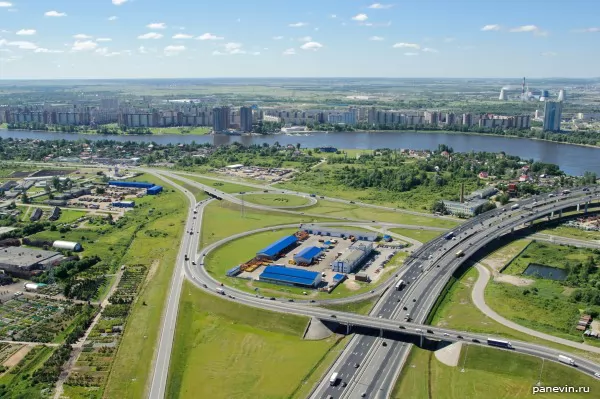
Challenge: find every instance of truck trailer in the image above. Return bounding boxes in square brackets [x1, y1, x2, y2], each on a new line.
[329, 372, 339, 386]
[216, 288, 225, 295]
[487, 338, 513, 349]
[558, 355, 575, 366]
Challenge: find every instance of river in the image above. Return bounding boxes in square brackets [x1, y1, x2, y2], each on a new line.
[1, 129, 599, 176]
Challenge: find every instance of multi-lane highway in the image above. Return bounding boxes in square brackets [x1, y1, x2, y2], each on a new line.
[146, 168, 600, 399]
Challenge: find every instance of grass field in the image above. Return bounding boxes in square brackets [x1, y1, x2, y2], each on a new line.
[304, 200, 458, 228]
[242, 193, 312, 207]
[393, 345, 600, 399]
[199, 200, 336, 248]
[167, 175, 209, 202]
[539, 225, 600, 242]
[102, 175, 188, 399]
[389, 228, 443, 243]
[176, 173, 257, 194]
[321, 296, 378, 315]
[431, 266, 600, 362]
[166, 281, 340, 399]
[503, 241, 596, 275]
[148, 126, 211, 135]
[56, 209, 88, 224]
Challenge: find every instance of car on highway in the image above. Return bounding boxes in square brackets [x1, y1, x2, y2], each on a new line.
[415, 328, 423, 333]
[443, 333, 450, 337]
[399, 325, 406, 329]
[341, 381, 347, 387]
[472, 338, 480, 343]
[191, 261, 196, 265]
[269, 297, 276, 300]
[331, 314, 336, 318]
[354, 363, 360, 368]
[361, 393, 366, 398]
[457, 335, 463, 339]
[382, 341, 387, 346]
[202, 284, 207, 288]
[594, 372, 600, 379]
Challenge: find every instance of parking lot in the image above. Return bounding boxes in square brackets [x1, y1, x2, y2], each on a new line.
[69, 186, 143, 211]
[357, 247, 399, 282]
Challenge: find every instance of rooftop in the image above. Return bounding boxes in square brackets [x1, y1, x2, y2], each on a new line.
[260, 266, 320, 286]
[294, 246, 323, 261]
[257, 235, 298, 257]
[0, 246, 63, 269]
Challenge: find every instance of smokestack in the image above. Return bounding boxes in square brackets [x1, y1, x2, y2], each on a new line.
[460, 182, 465, 203]
[557, 89, 566, 102]
[499, 89, 507, 101]
[522, 77, 526, 95]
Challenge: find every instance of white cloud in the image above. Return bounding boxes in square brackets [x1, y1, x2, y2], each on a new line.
[272, 36, 284, 40]
[196, 32, 224, 40]
[352, 14, 368, 22]
[224, 42, 244, 54]
[73, 34, 93, 39]
[298, 36, 312, 42]
[422, 47, 438, 53]
[112, 0, 128, 5]
[71, 40, 98, 51]
[369, 36, 384, 41]
[7, 41, 38, 50]
[108, 16, 118, 21]
[0, 2, 12, 6]
[44, 10, 67, 17]
[251, 51, 260, 56]
[481, 24, 501, 31]
[96, 38, 112, 42]
[147, 22, 166, 29]
[404, 52, 419, 56]
[541, 51, 557, 56]
[138, 46, 148, 54]
[368, 3, 393, 9]
[164, 45, 185, 56]
[283, 48, 295, 55]
[172, 33, 193, 39]
[95, 47, 108, 55]
[392, 42, 420, 49]
[509, 25, 539, 33]
[16, 29, 36, 36]
[443, 37, 455, 43]
[138, 32, 163, 39]
[289, 22, 308, 27]
[577, 27, 600, 33]
[34, 48, 63, 53]
[300, 41, 323, 51]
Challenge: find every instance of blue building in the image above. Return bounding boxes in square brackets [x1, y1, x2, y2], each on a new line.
[543, 101, 562, 132]
[256, 235, 298, 260]
[319, 147, 338, 153]
[108, 181, 154, 189]
[259, 266, 322, 288]
[147, 185, 163, 195]
[293, 246, 323, 265]
[112, 201, 135, 208]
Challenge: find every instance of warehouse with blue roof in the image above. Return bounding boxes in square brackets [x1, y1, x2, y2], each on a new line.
[293, 246, 323, 265]
[259, 266, 322, 288]
[256, 235, 298, 260]
[108, 181, 163, 195]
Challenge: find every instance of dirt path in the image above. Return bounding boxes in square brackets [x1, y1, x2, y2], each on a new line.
[3, 345, 30, 368]
[53, 269, 124, 399]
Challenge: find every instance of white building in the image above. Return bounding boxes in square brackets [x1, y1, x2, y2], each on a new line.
[331, 242, 373, 274]
[442, 199, 489, 217]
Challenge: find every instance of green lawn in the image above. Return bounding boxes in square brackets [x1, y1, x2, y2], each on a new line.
[167, 175, 209, 202]
[242, 193, 312, 207]
[321, 296, 378, 315]
[149, 126, 211, 135]
[431, 266, 600, 363]
[56, 209, 88, 224]
[503, 241, 596, 275]
[166, 281, 340, 399]
[393, 345, 600, 399]
[103, 175, 188, 399]
[199, 200, 336, 248]
[389, 228, 443, 243]
[176, 173, 257, 194]
[539, 225, 600, 242]
[304, 199, 459, 228]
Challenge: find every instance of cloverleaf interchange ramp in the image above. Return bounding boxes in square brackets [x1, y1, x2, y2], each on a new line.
[145, 168, 600, 399]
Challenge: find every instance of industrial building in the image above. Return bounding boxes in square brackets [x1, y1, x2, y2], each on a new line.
[331, 242, 374, 274]
[147, 185, 163, 195]
[469, 186, 498, 200]
[256, 235, 298, 260]
[293, 246, 323, 265]
[48, 206, 61, 221]
[259, 265, 322, 288]
[52, 240, 82, 252]
[112, 201, 135, 208]
[30, 208, 42, 222]
[0, 246, 64, 278]
[300, 225, 378, 242]
[442, 199, 489, 217]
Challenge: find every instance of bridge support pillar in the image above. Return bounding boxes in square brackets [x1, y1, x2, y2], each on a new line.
[420, 334, 424, 348]
[347, 323, 350, 335]
[585, 202, 588, 214]
[380, 328, 383, 338]
[550, 211, 554, 219]
[577, 203, 580, 212]
[559, 209, 563, 218]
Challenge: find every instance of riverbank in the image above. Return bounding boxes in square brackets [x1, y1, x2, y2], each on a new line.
[1, 126, 211, 136]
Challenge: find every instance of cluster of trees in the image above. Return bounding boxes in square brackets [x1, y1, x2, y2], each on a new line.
[7, 122, 153, 135]
[567, 256, 600, 307]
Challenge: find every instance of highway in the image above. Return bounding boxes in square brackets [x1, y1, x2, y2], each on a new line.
[145, 168, 600, 399]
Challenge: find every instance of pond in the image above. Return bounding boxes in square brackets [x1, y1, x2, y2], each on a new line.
[522, 263, 568, 281]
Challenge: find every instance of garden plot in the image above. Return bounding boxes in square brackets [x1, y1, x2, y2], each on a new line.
[0, 297, 79, 343]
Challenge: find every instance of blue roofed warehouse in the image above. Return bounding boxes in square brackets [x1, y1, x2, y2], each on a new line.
[147, 185, 163, 195]
[108, 181, 154, 189]
[293, 246, 323, 265]
[260, 266, 322, 288]
[256, 235, 298, 260]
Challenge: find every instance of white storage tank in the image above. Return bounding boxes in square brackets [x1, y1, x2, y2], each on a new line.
[52, 240, 82, 252]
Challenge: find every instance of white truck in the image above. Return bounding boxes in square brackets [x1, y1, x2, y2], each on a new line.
[329, 372, 339, 386]
[216, 288, 225, 295]
[395, 280, 405, 291]
[511, 204, 520, 210]
[558, 354, 575, 366]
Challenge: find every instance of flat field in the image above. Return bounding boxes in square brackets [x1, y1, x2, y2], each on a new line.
[166, 281, 340, 399]
[389, 228, 443, 243]
[242, 193, 312, 207]
[393, 345, 600, 399]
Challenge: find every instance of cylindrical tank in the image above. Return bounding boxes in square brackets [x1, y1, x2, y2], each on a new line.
[24, 283, 39, 291]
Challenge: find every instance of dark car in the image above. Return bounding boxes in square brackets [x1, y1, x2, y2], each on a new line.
[354, 363, 360, 368]
[412, 298, 416, 302]
[288, 299, 294, 302]
[382, 341, 388, 347]
[399, 325, 406, 329]
[341, 381, 347, 387]
[331, 314, 337, 318]
[270, 297, 276, 301]
[457, 335, 463, 339]
[403, 306, 408, 310]
[472, 338, 480, 343]
[427, 329, 434, 334]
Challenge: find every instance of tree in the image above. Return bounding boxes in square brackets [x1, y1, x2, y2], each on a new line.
[21, 193, 30, 204]
[52, 176, 60, 191]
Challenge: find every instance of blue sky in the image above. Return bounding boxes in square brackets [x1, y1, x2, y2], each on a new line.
[0, 0, 599, 79]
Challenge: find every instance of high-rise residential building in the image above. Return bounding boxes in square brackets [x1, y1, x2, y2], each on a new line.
[543, 101, 562, 132]
[240, 106, 253, 132]
[212, 106, 231, 132]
